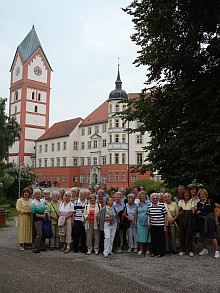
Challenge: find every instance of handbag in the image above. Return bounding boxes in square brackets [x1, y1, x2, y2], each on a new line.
[121, 206, 130, 229]
[42, 213, 53, 239]
[58, 215, 66, 227]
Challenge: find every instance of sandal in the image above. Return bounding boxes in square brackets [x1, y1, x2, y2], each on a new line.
[19, 246, 25, 251]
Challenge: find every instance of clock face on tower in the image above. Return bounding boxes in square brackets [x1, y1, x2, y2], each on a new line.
[15, 66, 20, 76]
[34, 66, 42, 76]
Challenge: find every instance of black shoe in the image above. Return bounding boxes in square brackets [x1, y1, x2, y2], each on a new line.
[39, 248, 47, 251]
[33, 249, 40, 253]
[73, 249, 78, 253]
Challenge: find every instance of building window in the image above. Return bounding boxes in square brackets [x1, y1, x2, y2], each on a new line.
[122, 121, 126, 128]
[102, 157, 107, 165]
[63, 141, 67, 150]
[122, 134, 126, 143]
[45, 144, 48, 152]
[51, 158, 54, 167]
[73, 157, 78, 166]
[86, 174, 90, 184]
[109, 134, 112, 143]
[63, 176, 66, 183]
[115, 173, 119, 182]
[63, 157, 67, 166]
[137, 120, 142, 128]
[80, 174, 85, 184]
[122, 103, 126, 111]
[39, 145, 42, 153]
[109, 119, 112, 128]
[14, 91, 18, 101]
[88, 127, 91, 135]
[34, 106, 38, 113]
[101, 174, 107, 185]
[38, 93, 41, 101]
[57, 175, 60, 182]
[137, 152, 143, 164]
[81, 142, 85, 150]
[51, 143, 54, 151]
[15, 106, 17, 113]
[131, 175, 137, 183]
[93, 140, 97, 148]
[109, 153, 112, 164]
[44, 159, 47, 167]
[102, 139, 106, 147]
[57, 142, 60, 151]
[136, 135, 143, 144]
[122, 172, 126, 182]
[87, 141, 91, 149]
[81, 128, 85, 136]
[102, 124, 107, 133]
[73, 176, 78, 183]
[38, 159, 42, 167]
[115, 153, 119, 164]
[87, 157, 91, 165]
[51, 175, 54, 183]
[122, 153, 126, 164]
[115, 119, 119, 127]
[95, 125, 99, 134]
[109, 173, 112, 182]
[115, 104, 119, 112]
[115, 134, 119, 143]
[93, 157, 97, 165]
[32, 92, 35, 100]
[81, 158, 85, 166]
[44, 175, 47, 181]
[109, 104, 112, 113]
[57, 157, 60, 167]
[73, 141, 78, 150]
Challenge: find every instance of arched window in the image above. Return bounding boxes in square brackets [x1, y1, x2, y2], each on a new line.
[101, 174, 107, 185]
[38, 93, 41, 101]
[34, 106, 38, 113]
[115, 104, 119, 112]
[32, 91, 35, 100]
[80, 174, 85, 184]
[86, 174, 90, 184]
[14, 91, 18, 101]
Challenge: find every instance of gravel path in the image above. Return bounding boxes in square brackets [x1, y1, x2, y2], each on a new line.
[0, 219, 220, 293]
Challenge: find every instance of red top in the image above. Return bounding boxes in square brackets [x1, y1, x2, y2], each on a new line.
[89, 206, 95, 224]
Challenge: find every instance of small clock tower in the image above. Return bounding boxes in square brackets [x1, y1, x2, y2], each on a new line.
[8, 25, 52, 166]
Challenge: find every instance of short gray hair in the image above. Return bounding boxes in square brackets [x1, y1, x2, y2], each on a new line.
[33, 188, 41, 195]
[138, 191, 148, 198]
[127, 193, 135, 199]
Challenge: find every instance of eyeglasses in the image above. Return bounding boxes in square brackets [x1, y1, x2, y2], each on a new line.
[152, 198, 158, 200]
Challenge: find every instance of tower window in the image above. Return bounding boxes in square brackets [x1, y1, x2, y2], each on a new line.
[34, 106, 38, 113]
[32, 92, 35, 100]
[38, 93, 41, 101]
[14, 91, 18, 101]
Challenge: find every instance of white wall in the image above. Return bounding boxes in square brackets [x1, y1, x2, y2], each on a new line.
[27, 88, 47, 103]
[8, 156, 19, 164]
[25, 127, 45, 140]
[10, 101, 21, 115]
[24, 140, 35, 154]
[26, 113, 46, 127]
[9, 141, 19, 154]
[28, 54, 48, 83]
[12, 55, 23, 83]
[26, 101, 46, 114]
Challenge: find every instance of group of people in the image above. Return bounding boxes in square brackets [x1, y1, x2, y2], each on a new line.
[16, 184, 220, 259]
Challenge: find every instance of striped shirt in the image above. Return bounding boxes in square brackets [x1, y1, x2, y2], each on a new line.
[74, 199, 88, 222]
[148, 202, 167, 226]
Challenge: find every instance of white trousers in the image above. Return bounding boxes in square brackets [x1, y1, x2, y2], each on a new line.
[127, 227, 137, 249]
[104, 223, 117, 254]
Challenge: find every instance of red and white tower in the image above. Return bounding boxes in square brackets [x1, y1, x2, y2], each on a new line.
[8, 26, 52, 166]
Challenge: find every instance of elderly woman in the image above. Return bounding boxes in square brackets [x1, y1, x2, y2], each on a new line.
[178, 189, 195, 257]
[31, 188, 46, 253]
[148, 193, 167, 257]
[113, 191, 125, 253]
[134, 191, 151, 255]
[47, 191, 60, 249]
[58, 191, 74, 253]
[197, 189, 219, 258]
[16, 188, 32, 251]
[42, 190, 51, 207]
[70, 187, 78, 202]
[84, 194, 101, 255]
[125, 193, 137, 253]
[164, 193, 178, 254]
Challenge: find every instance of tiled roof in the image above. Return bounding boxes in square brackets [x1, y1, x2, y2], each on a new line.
[80, 100, 108, 126]
[79, 93, 140, 127]
[10, 26, 52, 71]
[37, 117, 83, 141]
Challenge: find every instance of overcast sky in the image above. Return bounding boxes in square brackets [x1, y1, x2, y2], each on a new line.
[0, 0, 148, 126]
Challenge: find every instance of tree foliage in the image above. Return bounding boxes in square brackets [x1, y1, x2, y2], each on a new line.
[123, 1, 220, 198]
[0, 98, 20, 163]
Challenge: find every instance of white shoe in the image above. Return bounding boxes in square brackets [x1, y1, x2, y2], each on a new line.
[86, 249, 92, 255]
[189, 252, 194, 257]
[199, 249, 208, 256]
[137, 250, 143, 256]
[178, 251, 185, 256]
[94, 249, 99, 255]
[214, 251, 220, 259]
[146, 250, 150, 255]
[109, 251, 114, 255]
[127, 248, 132, 253]
[103, 253, 108, 258]
[133, 248, 138, 253]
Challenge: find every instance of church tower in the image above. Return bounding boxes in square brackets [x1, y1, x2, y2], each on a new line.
[8, 26, 52, 166]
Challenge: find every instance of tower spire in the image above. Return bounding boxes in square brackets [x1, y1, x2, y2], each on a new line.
[115, 62, 122, 90]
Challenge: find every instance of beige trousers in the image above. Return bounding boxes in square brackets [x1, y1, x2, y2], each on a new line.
[59, 218, 72, 244]
[85, 224, 100, 250]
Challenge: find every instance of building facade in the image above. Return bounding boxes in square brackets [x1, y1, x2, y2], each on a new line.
[8, 26, 52, 166]
[35, 69, 151, 188]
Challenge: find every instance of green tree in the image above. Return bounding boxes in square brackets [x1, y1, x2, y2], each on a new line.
[123, 1, 220, 198]
[0, 98, 20, 163]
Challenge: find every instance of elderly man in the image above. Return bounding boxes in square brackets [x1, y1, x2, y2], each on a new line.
[72, 189, 88, 253]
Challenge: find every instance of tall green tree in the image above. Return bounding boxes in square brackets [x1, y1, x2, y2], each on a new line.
[123, 1, 220, 196]
[0, 98, 20, 164]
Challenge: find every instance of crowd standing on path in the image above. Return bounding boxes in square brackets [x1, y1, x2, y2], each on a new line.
[15, 184, 220, 259]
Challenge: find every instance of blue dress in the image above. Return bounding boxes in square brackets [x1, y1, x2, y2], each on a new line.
[136, 200, 151, 243]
